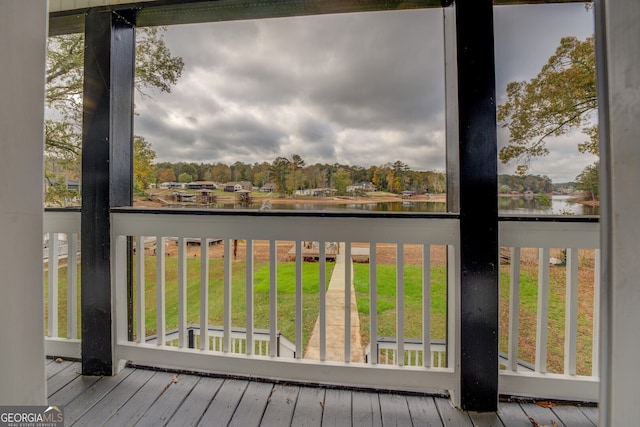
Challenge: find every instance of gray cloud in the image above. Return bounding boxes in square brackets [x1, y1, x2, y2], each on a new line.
[135, 4, 594, 181]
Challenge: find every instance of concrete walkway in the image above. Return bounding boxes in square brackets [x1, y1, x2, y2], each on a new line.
[304, 245, 365, 362]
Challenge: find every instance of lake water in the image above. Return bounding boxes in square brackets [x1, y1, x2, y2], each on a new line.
[498, 195, 599, 216]
[211, 195, 598, 215]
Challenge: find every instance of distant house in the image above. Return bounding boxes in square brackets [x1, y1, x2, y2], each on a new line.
[260, 183, 276, 193]
[66, 178, 80, 192]
[186, 181, 217, 190]
[346, 181, 376, 193]
[159, 182, 184, 189]
[239, 181, 253, 191]
[401, 190, 416, 199]
[223, 181, 252, 192]
[223, 182, 242, 192]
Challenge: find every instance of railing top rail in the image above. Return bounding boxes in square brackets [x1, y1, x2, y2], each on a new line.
[45, 207, 82, 213]
[110, 206, 460, 220]
[111, 209, 460, 244]
[499, 214, 599, 223]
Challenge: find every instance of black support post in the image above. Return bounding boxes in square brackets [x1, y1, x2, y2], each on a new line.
[455, 0, 499, 411]
[81, 9, 135, 376]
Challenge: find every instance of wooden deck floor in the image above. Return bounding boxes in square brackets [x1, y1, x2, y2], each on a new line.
[46, 359, 599, 426]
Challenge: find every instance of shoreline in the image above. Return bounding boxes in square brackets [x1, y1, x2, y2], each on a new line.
[140, 191, 447, 207]
[139, 191, 598, 208]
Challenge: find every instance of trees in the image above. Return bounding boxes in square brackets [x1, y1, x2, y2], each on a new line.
[498, 36, 597, 170]
[334, 168, 351, 195]
[178, 172, 193, 183]
[156, 168, 176, 184]
[271, 157, 290, 195]
[287, 154, 306, 194]
[45, 27, 184, 202]
[133, 136, 157, 193]
[498, 36, 598, 189]
[576, 162, 599, 200]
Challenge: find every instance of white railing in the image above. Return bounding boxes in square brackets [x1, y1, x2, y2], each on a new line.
[499, 218, 600, 402]
[112, 210, 460, 394]
[43, 209, 600, 401]
[145, 326, 296, 358]
[366, 339, 448, 368]
[43, 210, 81, 359]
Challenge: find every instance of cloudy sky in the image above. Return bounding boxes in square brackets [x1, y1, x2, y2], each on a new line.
[134, 3, 595, 183]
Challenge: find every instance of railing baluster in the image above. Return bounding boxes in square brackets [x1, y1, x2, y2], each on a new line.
[397, 244, 405, 366]
[423, 243, 431, 368]
[447, 244, 460, 370]
[295, 240, 303, 359]
[200, 238, 209, 350]
[319, 241, 326, 361]
[136, 235, 145, 343]
[114, 235, 129, 349]
[344, 241, 352, 362]
[564, 248, 578, 376]
[156, 236, 166, 346]
[508, 247, 521, 372]
[48, 233, 58, 337]
[178, 237, 187, 348]
[246, 239, 254, 356]
[593, 249, 600, 377]
[223, 239, 232, 353]
[370, 244, 377, 365]
[536, 247, 550, 373]
[67, 233, 78, 339]
[269, 240, 277, 357]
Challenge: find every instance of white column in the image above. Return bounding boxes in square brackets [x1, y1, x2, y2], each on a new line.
[0, 1, 48, 404]
[596, 0, 640, 424]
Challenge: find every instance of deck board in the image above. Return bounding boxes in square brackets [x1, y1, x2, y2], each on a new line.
[322, 389, 352, 426]
[551, 405, 597, 427]
[71, 369, 155, 426]
[351, 391, 382, 426]
[259, 384, 299, 427]
[197, 379, 248, 426]
[496, 402, 533, 427]
[47, 362, 599, 427]
[102, 371, 176, 426]
[434, 397, 474, 426]
[48, 374, 101, 405]
[47, 362, 80, 396]
[61, 368, 136, 425]
[379, 393, 413, 426]
[578, 406, 599, 425]
[165, 376, 224, 427]
[290, 386, 325, 427]
[519, 402, 564, 427]
[228, 381, 274, 427]
[46, 359, 74, 378]
[406, 395, 444, 426]
[468, 411, 504, 427]
[135, 373, 201, 426]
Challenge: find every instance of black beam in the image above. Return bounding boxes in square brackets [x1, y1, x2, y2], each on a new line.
[48, 0, 593, 36]
[81, 9, 135, 376]
[455, 0, 499, 411]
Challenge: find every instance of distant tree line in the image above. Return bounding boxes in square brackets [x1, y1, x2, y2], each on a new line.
[498, 174, 553, 194]
[155, 156, 446, 196]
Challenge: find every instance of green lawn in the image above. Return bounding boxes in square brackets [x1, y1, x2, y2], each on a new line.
[499, 261, 595, 376]
[135, 257, 333, 349]
[44, 264, 81, 339]
[45, 251, 596, 376]
[352, 263, 447, 346]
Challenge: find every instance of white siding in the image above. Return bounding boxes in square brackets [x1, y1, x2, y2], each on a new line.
[0, 0, 48, 405]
